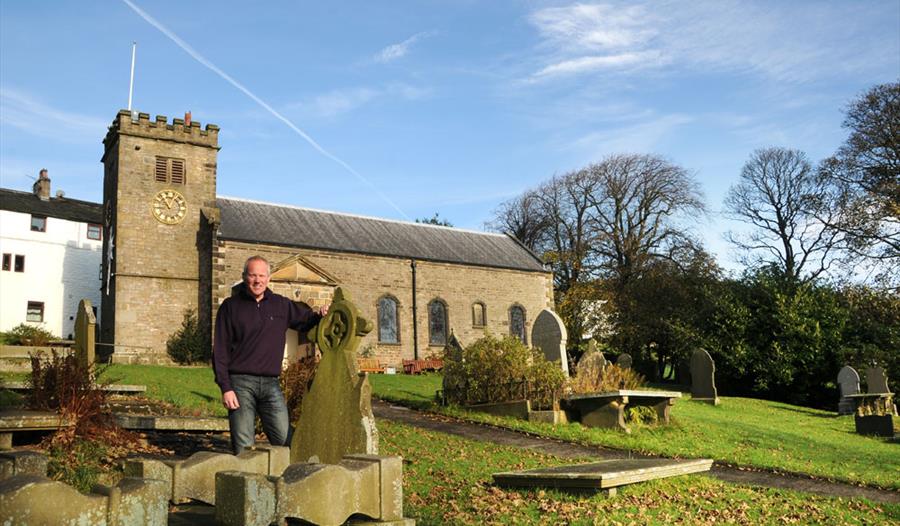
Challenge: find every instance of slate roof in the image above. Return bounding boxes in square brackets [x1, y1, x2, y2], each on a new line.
[217, 197, 546, 273]
[0, 188, 102, 224]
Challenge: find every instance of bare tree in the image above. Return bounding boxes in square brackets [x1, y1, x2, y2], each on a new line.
[586, 154, 706, 288]
[486, 190, 551, 252]
[725, 147, 844, 282]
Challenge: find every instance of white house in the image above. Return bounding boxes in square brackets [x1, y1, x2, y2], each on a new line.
[0, 171, 103, 339]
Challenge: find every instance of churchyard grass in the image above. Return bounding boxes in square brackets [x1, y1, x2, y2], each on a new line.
[369, 373, 900, 490]
[379, 419, 900, 525]
[98, 364, 227, 417]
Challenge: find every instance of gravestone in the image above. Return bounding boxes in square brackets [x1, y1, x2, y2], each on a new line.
[865, 366, 890, 394]
[690, 348, 720, 405]
[530, 309, 569, 377]
[441, 332, 465, 400]
[73, 298, 96, 370]
[837, 366, 860, 415]
[291, 287, 378, 465]
[493, 458, 713, 496]
[615, 353, 632, 369]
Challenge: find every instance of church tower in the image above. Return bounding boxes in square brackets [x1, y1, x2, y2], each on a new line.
[100, 110, 220, 363]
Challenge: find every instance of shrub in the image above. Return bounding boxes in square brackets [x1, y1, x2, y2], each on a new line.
[166, 309, 209, 364]
[27, 350, 164, 491]
[442, 333, 566, 409]
[1, 323, 57, 346]
[570, 361, 646, 394]
[280, 356, 319, 423]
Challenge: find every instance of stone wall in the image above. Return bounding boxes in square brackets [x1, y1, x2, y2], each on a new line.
[214, 240, 554, 367]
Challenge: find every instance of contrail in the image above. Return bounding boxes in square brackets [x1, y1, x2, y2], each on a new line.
[121, 0, 410, 219]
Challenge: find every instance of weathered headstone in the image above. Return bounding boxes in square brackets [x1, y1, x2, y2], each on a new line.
[291, 287, 378, 464]
[124, 445, 289, 505]
[493, 458, 713, 495]
[441, 331, 465, 399]
[73, 298, 96, 370]
[0, 451, 47, 480]
[837, 366, 860, 415]
[690, 348, 720, 405]
[615, 353, 632, 369]
[865, 366, 890, 394]
[0, 475, 168, 525]
[530, 309, 569, 377]
[215, 455, 410, 526]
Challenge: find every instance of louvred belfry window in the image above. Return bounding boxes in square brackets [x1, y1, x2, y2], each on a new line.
[155, 156, 186, 184]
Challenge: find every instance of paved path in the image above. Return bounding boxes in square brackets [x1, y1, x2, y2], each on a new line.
[373, 400, 899, 504]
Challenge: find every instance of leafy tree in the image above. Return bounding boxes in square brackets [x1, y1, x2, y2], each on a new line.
[415, 213, 453, 227]
[819, 81, 900, 285]
[725, 147, 846, 282]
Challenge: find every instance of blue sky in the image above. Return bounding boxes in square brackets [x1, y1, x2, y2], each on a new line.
[1, 1, 898, 271]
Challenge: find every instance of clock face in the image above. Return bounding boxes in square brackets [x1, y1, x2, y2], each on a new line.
[151, 189, 187, 225]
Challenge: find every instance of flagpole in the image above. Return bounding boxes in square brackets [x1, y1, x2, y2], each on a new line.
[127, 41, 137, 111]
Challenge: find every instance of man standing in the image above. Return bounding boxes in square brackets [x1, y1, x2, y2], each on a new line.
[213, 255, 327, 454]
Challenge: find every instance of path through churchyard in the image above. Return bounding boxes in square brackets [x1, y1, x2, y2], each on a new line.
[371, 400, 899, 504]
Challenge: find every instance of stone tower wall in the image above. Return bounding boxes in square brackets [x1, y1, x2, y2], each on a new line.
[101, 111, 219, 362]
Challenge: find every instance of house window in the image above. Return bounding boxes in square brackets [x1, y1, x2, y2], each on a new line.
[428, 299, 448, 346]
[26, 302, 44, 322]
[155, 156, 186, 184]
[14, 255, 24, 272]
[509, 305, 526, 344]
[1, 253, 9, 271]
[377, 295, 400, 344]
[87, 223, 102, 240]
[30, 215, 46, 232]
[472, 302, 486, 327]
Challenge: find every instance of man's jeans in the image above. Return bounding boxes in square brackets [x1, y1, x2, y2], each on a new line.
[228, 374, 291, 454]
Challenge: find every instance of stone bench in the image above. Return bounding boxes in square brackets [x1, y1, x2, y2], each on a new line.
[561, 390, 682, 433]
[0, 410, 75, 450]
[0, 380, 147, 395]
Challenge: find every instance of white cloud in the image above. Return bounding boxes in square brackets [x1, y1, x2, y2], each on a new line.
[533, 50, 662, 79]
[0, 87, 108, 142]
[526, 1, 899, 83]
[375, 31, 435, 63]
[570, 113, 693, 156]
[287, 83, 431, 119]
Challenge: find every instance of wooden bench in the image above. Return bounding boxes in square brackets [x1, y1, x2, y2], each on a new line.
[0, 409, 75, 450]
[357, 358, 383, 374]
[561, 390, 682, 433]
[402, 359, 444, 374]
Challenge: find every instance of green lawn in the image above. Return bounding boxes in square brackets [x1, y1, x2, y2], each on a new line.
[380, 419, 900, 525]
[99, 364, 226, 417]
[369, 373, 900, 490]
[4, 366, 897, 491]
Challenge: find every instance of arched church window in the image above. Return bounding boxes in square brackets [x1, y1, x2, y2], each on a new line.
[378, 295, 400, 344]
[509, 305, 526, 344]
[428, 299, 448, 345]
[472, 302, 486, 327]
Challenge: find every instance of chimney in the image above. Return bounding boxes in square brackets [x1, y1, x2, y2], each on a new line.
[33, 169, 51, 200]
[184, 111, 192, 127]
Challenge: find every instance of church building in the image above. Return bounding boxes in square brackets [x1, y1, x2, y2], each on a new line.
[98, 110, 554, 367]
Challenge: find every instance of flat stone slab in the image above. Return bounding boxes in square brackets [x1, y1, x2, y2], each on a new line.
[0, 380, 147, 394]
[113, 414, 229, 431]
[493, 458, 713, 491]
[0, 410, 75, 430]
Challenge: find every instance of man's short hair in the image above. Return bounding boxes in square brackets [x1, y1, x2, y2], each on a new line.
[242, 255, 271, 277]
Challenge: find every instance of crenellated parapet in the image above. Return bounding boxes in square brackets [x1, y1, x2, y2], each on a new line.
[103, 109, 219, 156]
